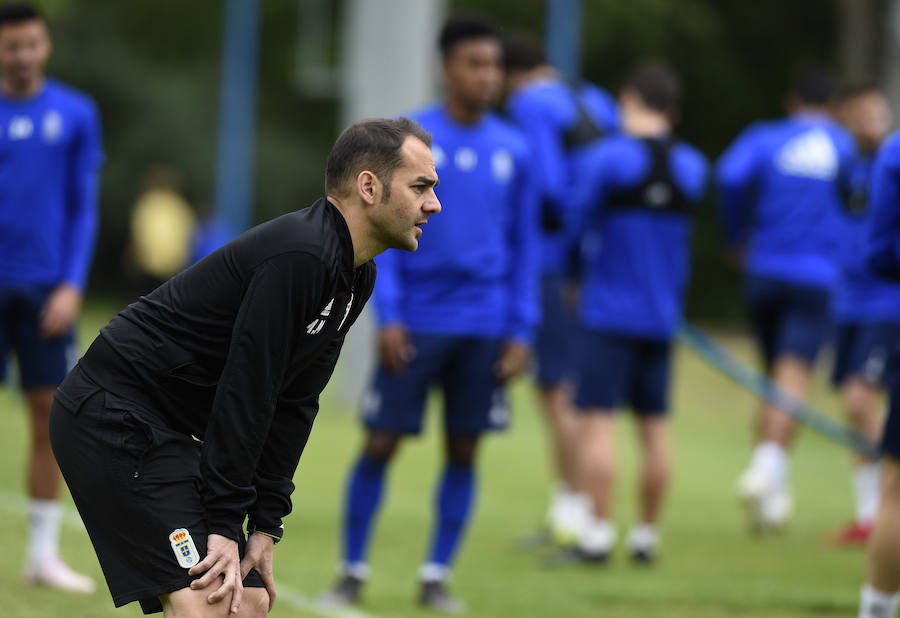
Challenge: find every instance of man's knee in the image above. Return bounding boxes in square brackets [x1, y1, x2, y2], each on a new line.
[363, 431, 401, 461]
[446, 434, 479, 466]
[235, 588, 270, 618]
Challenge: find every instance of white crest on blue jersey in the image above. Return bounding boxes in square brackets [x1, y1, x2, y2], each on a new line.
[42, 111, 63, 143]
[454, 147, 478, 171]
[432, 144, 447, 169]
[491, 149, 513, 182]
[8, 116, 33, 140]
[775, 129, 838, 180]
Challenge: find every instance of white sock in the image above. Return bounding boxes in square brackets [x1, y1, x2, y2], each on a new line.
[419, 562, 450, 583]
[579, 517, 616, 554]
[28, 499, 62, 568]
[859, 584, 900, 617]
[750, 441, 789, 489]
[854, 463, 881, 524]
[547, 482, 570, 525]
[628, 523, 658, 551]
[342, 561, 370, 580]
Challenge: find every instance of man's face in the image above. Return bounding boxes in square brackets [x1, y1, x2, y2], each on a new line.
[375, 136, 441, 252]
[443, 37, 503, 111]
[0, 19, 50, 92]
[841, 91, 892, 151]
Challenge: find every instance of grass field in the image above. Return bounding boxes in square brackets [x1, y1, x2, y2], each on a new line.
[0, 301, 871, 617]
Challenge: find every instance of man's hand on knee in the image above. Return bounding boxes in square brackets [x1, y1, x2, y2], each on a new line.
[241, 533, 276, 611]
[189, 534, 243, 614]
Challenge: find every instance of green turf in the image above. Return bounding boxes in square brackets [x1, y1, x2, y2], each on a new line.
[0, 303, 869, 617]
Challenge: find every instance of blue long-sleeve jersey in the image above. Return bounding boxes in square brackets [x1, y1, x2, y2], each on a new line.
[505, 79, 618, 274]
[0, 79, 103, 291]
[868, 131, 900, 281]
[568, 134, 708, 339]
[373, 104, 540, 342]
[717, 112, 855, 289]
[836, 152, 900, 323]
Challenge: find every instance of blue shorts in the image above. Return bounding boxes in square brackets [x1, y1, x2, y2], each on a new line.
[744, 275, 832, 370]
[881, 382, 900, 460]
[573, 329, 672, 415]
[361, 334, 508, 435]
[0, 286, 76, 389]
[831, 322, 900, 388]
[534, 274, 578, 387]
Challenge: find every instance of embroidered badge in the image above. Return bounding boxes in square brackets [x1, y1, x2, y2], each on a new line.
[169, 528, 199, 569]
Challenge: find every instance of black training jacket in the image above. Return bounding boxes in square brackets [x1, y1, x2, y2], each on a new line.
[79, 198, 376, 543]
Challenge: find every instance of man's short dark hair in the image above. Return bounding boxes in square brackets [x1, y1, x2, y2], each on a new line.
[502, 30, 546, 73]
[438, 15, 498, 58]
[835, 81, 882, 104]
[791, 66, 836, 105]
[326, 117, 432, 199]
[624, 61, 682, 115]
[0, 2, 45, 28]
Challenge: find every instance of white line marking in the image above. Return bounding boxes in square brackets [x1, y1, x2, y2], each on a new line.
[0, 489, 378, 618]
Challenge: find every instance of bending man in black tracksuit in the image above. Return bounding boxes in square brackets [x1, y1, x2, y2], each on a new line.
[49, 117, 440, 617]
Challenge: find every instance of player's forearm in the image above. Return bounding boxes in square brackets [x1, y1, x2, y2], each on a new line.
[62, 173, 100, 289]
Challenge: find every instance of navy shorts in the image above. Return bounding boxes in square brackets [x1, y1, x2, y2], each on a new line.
[361, 335, 508, 435]
[573, 329, 672, 415]
[0, 286, 75, 388]
[832, 322, 900, 388]
[535, 274, 578, 387]
[744, 275, 832, 370]
[49, 365, 264, 615]
[881, 381, 900, 460]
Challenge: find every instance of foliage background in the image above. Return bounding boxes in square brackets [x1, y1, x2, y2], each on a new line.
[42, 0, 840, 320]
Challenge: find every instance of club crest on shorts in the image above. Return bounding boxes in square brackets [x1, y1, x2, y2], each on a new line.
[169, 528, 199, 569]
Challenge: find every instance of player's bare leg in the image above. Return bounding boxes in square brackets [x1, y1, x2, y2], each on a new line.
[571, 412, 617, 561]
[627, 416, 669, 562]
[739, 355, 810, 532]
[161, 585, 269, 618]
[832, 377, 883, 545]
[859, 458, 900, 617]
[539, 382, 587, 544]
[23, 387, 94, 593]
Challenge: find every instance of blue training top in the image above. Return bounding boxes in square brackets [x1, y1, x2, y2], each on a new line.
[373, 103, 541, 342]
[868, 131, 900, 282]
[505, 79, 618, 274]
[835, 151, 900, 324]
[717, 112, 856, 290]
[0, 78, 103, 291]
[568, 133, 708, 339]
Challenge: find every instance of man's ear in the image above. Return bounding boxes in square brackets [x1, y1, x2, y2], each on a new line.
[357, 170, 380, 205]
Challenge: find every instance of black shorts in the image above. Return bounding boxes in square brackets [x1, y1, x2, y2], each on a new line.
[49, 365, 264, 615]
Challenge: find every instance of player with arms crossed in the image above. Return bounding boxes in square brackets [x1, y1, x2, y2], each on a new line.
[322, 15, 539, 613]
[717, 68, 855, 531]
[50, 118, 440, 616]
[0, 1, 103, 592]
[559, 61, 707, 563]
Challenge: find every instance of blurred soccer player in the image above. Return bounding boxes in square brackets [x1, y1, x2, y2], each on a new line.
[50, 117, 439, 616]
[829, 84, 897, 546]
[553, 61, 706, 563]
[858, 129, 900, 618]
[502, 30, 618, 545]
[0, 2, 103, 592]
[717, 68, 856, 532]
[322, 16, 539, 613]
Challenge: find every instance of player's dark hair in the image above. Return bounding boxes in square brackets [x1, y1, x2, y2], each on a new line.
[791, 66, 836, 105]
[835, 81, 882, 104]
[502, 30, 546, 73]
[326, 117, 432, 199]
[624, 61, 682, 115]
[0, 2, 44, 28]
[438, 14, 498, 58]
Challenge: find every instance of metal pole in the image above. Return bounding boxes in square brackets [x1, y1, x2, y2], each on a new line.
[546, 0, 581, 81]
[213, 0, 261, 233]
